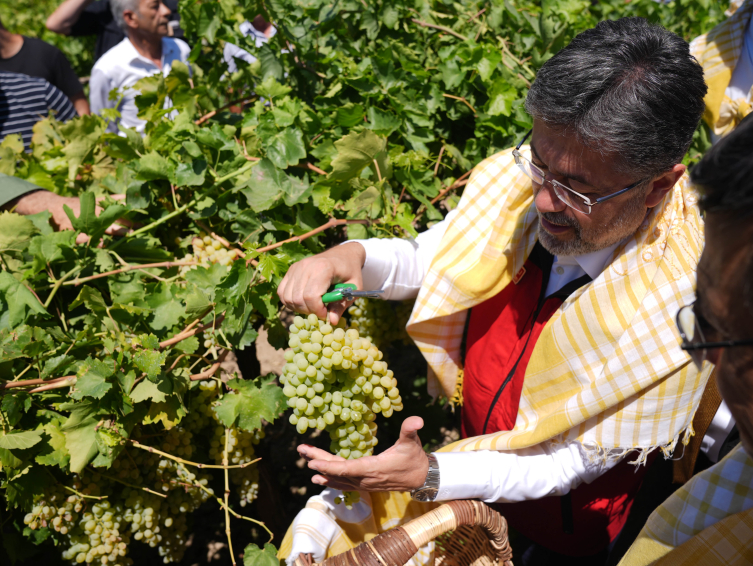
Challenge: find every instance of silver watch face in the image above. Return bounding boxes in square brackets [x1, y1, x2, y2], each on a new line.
[411, 487, 438, 502]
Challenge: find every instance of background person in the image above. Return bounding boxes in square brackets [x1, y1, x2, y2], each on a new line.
[88, 0, 189, 133]
[0, 71, 76, 150]
[619, 115, 753, 566]
[0, 18, 89, 115]
[45, 0, 183, 63]
[277, 17, 711, 566]
[691, 0, 753, 139]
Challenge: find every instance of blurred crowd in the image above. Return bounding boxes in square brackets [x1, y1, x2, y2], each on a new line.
[0, 0, 272, 148]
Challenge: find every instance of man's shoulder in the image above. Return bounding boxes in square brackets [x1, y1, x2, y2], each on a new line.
[0, 70, 49, 88]
[92, 38, 134, 73]
[469, 147, 518, 186]
[164, 37, 191, 60]
[21, 37, 62, 57]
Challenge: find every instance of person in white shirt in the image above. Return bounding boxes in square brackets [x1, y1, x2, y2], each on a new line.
[223, 15, 275, 74]
[88, 0, 189, 133]
[277, 18, 712, 566]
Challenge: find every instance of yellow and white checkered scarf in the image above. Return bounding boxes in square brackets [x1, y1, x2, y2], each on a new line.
[407, 148, 711, 460]
[690, 0, 753, 135]
[619, 444, 753, 566]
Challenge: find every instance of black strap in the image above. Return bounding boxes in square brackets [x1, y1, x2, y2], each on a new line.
[561, 491, 575, 534]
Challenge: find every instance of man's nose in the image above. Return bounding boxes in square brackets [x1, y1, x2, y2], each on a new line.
[534, 181, 567, 214]
[160, 2, 171, 16]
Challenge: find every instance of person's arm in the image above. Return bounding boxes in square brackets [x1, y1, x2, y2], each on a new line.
[71, 93, 90, 115]
[277, 209, 458, 324]
[44, 81, 77, 123]
[297, 417, 624, 499]
[88, 68, 110, 116]
[0, 175, 41, 210]
[46, 0, 95, 35]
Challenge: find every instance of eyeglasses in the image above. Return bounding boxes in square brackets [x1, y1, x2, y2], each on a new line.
[512, 130, 645, 214]
[676, 303, 753, 370]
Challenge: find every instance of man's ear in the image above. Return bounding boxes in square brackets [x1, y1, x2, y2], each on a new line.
[645, 164, 686, 208]
[122, 9, 139, 29]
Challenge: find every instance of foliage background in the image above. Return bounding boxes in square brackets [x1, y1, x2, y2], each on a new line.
[0, 0, 724, 565]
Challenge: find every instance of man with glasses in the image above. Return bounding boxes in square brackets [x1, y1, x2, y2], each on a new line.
[618, 116, 753, 566]
[278, 18, 710, 566]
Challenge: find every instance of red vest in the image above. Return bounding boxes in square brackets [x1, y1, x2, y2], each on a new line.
[462, 243, 650, 557]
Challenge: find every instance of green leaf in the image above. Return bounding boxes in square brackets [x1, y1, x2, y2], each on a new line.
[2, 393, 31, 426]
[213, 376, 284, 432]
[0, 430, 42, 449]
[243, 543, 279, 566]
[71, 357, 115, 400]
[486, 80, 517, 117]
[147, 283, 185, 331]
[0, 271, 49, 328]
[367, 107, 401, 136]
[133, 349, 168, 381]
[345, 186, 383, 219]
[70, 286, 108, 317]
[61, 402, 102, 473]
[329, 130, 387, 182]
[63, 192, 127, 245]
[172, 159, 207, 186]
[0, 212, 38, 254]
[335, 103, 365, 128]
[265, 128, 307, 169]
[239, 158, 287, 212]
[135, 151, 174, 181]
[35, 421, 70, 469]
[130, 375, 171, 403]
[255, 77, 291, 101]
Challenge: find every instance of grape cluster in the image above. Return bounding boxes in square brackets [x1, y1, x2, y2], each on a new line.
[281, 314, 403, 460]
[347, 298, 414, 351]
[181, 233, 238, 274]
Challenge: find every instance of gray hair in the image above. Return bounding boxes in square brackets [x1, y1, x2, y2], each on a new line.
[525, 17, 707, 180]
[110, 0, 141, 32]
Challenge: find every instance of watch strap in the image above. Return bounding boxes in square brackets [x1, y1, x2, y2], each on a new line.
[410, 453, 439, 502]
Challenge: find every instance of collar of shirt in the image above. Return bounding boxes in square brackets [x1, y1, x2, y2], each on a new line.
[553, 241, 621, 281]
[239, 21, 276, 47]
[119, 36, 178, 69]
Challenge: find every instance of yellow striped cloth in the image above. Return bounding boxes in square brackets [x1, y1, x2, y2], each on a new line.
[690, 0, 753, 133]
[407, 148, 711, 460]
[619, 444, 753, 566]
[279, 147, 710, 562]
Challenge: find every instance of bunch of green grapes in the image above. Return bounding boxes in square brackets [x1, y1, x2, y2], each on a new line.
[347, 299, 415, 350]
[180, 233, 238, 274]
[281, 313, 403, 461]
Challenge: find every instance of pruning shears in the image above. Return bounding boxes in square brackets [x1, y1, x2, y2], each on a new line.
[321, 283, 384, 304]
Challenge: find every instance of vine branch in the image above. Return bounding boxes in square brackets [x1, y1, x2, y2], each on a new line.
[412, 18, 469, 41]
[127, 439, 260, 470]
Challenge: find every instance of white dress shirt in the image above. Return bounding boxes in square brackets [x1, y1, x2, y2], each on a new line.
[352, 211, 626, 501]
[89, 37, 190, 133]
[223, 21, 276, 73]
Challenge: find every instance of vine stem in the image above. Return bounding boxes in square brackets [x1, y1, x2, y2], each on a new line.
[242, 154, 327, 176]
[430, 175, 471, 205]
[223, 428, 235, 565]
[442, 94, 477, 115]
[1, 374, 75, 390]
[246, 218, 372, 266]
[175, 462, 274, 542]
[44, 265, 83, 306]
[434, 146, 445, 177]
[28, 376, 77, 393]
[195, 96, 258, 126]
[127, 439, 259, 470]
[412, 18, 469, 41]
[67, 261, 198, 286]
[190, 349, 229, 381]
[159, 314, 224, 349]
[61, 484, 108, 501]
[93, 469, 167, 499]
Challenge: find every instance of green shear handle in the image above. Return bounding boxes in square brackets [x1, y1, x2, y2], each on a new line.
[321, 283, 384, 304]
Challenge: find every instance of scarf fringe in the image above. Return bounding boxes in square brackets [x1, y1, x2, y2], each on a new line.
[550, 423, 697, 469]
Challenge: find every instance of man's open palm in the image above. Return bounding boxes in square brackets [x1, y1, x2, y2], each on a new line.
[298, 416, 430, 493]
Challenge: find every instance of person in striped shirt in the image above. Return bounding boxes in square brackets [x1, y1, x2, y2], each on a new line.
[0, 70, 76, 150]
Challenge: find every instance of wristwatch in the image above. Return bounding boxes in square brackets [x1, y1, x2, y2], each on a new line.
[410, 453, 440, 502]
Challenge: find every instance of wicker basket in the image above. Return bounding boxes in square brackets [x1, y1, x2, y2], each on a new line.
[293, 500, 514, 566]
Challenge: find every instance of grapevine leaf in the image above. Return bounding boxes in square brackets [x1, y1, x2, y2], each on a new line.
[243, 543, 279, 566]
[0, 212, 38, 253]
[70, 286, 108, 317]
[0, 447, 23, 469]
[60, 402, 102, 473]
[328, 130, 386, 182]
[265, 127, 307, 169]
[255, 77, 291, 100]
[62, 192, 127, 245]
[143, 397, 186, 430]
[239, 158, 284, 212]
[213, 376, 284, 432]
[0, 272, 49, 328]
[133, 349, 168, 381]
[172, 159, 207, 186]
[35, 421, 70, 469]
[0, 431, 42, 450]
[147, 282, 185, 331]
[135, 151, 174, 180]
[71, 357, 115, 400]
[5, 466, 51, 510]
[173, 335, 199, 354]
[366, 107, 401, 136]
[130, 375, 171, 404]
[184, 288, 214, 317]
[1, 393, 31, 426]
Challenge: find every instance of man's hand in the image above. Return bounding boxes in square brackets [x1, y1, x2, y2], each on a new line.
[277, 242, 366, 325]
[298, 416, 430, 492]
[13, 191, 129, 244]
